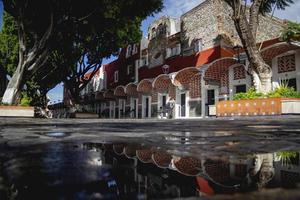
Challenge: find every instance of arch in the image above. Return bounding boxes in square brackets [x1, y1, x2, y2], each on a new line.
[203, 159, 232, 185]
[103, 89, 115, 100]
[204, 57, 238, 82]
[114, 85, 126, 98]
[136, 148, 154, 163]
[173, 67, 199, 90]
[125, 82, 138, 97]
[137, 79, 153, 94]
[152, 151, 172, 169]
[172, 156, 202, 176]
[261, 42, 300, 62]
[152, 74, 172, 93]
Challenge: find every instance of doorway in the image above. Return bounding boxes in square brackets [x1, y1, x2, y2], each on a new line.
[130, 98, 138, 118]
[206, 89, 215, 116]
[179, 93, 186, 117]
[109, 101, 115, 119]
[142, 96, 151, 118]
[119, 99, 126, 118]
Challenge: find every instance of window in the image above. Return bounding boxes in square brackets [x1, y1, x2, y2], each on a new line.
[132, 44, 138, 55]
[166, 44, 181, 58]
[157, 23, 166, 36]
[127, 65, 134, 75]
[287, 78, 297, 90]
[278, 54, 296, 73]
[235, 85, 246, 94]
[151, 27, 156, 39]
[126, 45, 132, 58]
[194, 39, 203, 53]
[139, 57, 148, 67]
[114, 71, 119, 83]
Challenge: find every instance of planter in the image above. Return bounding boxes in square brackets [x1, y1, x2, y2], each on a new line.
[73, 112, 99, 119]
[216, 98, 300, 117]
[0, 106, 34, 117]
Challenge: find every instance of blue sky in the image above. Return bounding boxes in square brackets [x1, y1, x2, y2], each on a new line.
[0, 0, 300, 102]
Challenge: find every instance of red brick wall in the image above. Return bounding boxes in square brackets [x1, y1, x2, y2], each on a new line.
[168, 84, 176, 100]
[233, 66, 246, 80]
[189, 74, 201, 99]
[152, 90, 158, 103]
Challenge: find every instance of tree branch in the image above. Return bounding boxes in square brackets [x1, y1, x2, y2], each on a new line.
[249, 0, 263, 42]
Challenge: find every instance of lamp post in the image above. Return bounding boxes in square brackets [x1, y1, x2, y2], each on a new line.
[233, 45, 242, 64]
[162, 64, 170, 74]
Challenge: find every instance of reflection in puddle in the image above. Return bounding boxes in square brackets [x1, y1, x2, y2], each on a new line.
[46, 132, 66, 137]
[0, 142, 300, 199]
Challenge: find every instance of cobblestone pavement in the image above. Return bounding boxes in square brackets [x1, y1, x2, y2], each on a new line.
[0, 116, 300, 199]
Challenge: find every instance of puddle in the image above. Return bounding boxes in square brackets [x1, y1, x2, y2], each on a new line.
[35, 132, 70, 138]
[0, 141, 299, 199]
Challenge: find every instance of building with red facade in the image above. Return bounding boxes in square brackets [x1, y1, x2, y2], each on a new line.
[65, 0, 300, 119]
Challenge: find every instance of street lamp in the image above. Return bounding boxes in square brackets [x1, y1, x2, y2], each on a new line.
[233, 45, 242, 64]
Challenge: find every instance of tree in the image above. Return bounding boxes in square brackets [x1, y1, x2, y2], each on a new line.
[0, 11, 74, 107]
[0, 12, 18, 77]
[281, 21, 300, 42]
[1, 0, 163, 105]
[223, 0, 294, 93]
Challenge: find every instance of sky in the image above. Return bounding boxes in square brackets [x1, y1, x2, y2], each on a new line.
[0, 0, 300, 102]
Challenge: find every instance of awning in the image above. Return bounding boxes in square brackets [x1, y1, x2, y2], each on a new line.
[152, 74, 172, 93]
[137, 79, 153, 94]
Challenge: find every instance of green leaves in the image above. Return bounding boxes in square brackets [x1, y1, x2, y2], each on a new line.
[281, 21, 300, 42]
[260, 0, 294, 14]
[0, 12, 18, 76]
[233, 85, 300, 100]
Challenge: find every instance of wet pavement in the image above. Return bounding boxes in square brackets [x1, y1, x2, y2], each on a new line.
[0, 116, 300, 199]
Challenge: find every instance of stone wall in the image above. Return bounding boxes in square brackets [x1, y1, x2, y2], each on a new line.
[181, 0, 284, 55]
[181, 0, 220, 55]
[219, 0, 284, 45]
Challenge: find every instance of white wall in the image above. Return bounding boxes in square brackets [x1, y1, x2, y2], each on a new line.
[272, 50, 300, 91]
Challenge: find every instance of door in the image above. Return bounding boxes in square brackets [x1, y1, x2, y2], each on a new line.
[119, 99, 125, 118]
[109, 101, 115, 118]
[162, 95, 167, 118]
[207, 90, 215, 105]
[206, 89, 215, 116]
[133, 99, 138, 118]
[145, 97, 149, 118]
[180, 93, 186, 117]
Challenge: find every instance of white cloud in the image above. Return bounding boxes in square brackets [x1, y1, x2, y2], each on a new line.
[160, 0, 204, 17]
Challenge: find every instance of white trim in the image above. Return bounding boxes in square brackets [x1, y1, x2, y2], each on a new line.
[118, 99, 126, 119]
[130, 98, 139, 118]
[175, 88, 189, 118]
[109, 101, 115, 119]
[114, 71, 119, 83]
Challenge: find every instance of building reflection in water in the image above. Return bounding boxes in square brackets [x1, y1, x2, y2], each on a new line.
[2, 141, 300, 199]
[83, 142, 300, 199]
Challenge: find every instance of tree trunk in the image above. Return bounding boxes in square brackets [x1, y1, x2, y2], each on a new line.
[230, 1, 272, 94]
[1, 63, 25, 104]
[252, 67, 272, 94]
